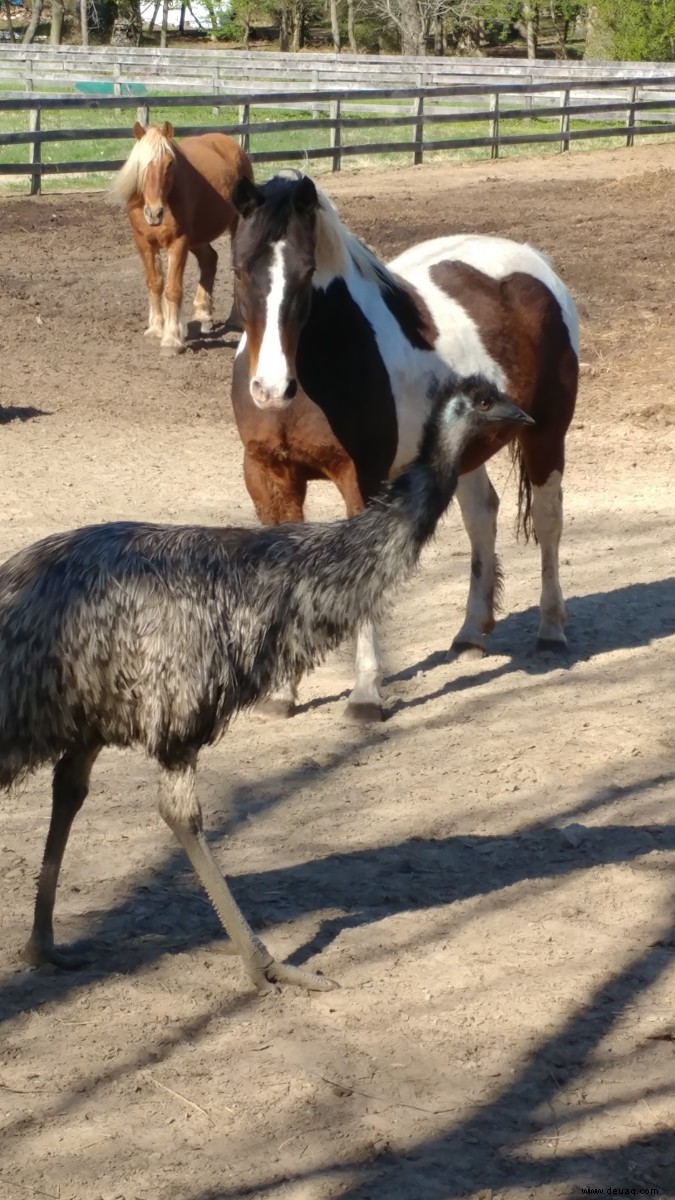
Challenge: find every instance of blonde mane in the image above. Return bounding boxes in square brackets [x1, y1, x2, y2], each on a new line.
[314, 186, 391, 288]
[109, 126, 175, 205]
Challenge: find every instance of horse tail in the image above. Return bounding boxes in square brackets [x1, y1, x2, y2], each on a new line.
[510, 441, 536, 544]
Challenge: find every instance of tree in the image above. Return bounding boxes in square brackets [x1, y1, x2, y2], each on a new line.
[23, 0, 43, 43]
[589, 0, 675, 60]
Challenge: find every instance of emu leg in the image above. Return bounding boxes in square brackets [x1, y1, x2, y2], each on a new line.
[159, 763, 337, 994]
[531, 469, 567, 649]
[346, 622, 384, 722]
[161, 237, 189, 354]
[452, 466, 501, 659]
[191, 243, 218, 333]
[23, 744, 102, 969]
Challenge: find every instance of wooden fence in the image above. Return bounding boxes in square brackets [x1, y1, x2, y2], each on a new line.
[1, 73, 674, 195]
[2, 44, 675, 97]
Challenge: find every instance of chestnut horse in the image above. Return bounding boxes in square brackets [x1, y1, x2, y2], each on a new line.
[230, 173, 579, 720]
[111, 122, 253, 354]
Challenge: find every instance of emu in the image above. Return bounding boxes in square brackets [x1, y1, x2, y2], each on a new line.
[1, 378, 531, 995]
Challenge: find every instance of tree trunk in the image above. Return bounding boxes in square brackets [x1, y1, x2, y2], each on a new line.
[399, 0, 424, 55]
[160, 0, 169, 47]
[80, 0, 88, 44]
[522, 1, 538, 58]
[584, 4, 614, 58]
[279, 1, 289, 49]
[346, 0, 356, 51]
[434, 14, 444, 55]
[50, 0, 64, 44]
[148, 0, 160, 32]
[23, 0, 42, 44]
[178, 1, 186, 33]
[243, 9, 251, 47]
[3, 0, 16, 40]
[329, 0, 340, 51]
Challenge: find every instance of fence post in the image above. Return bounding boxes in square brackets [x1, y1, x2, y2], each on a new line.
[29, 105, 41, 196]
[212, 69, 220, 118]
[559, 87, 570, 153]
[113, 61, 122, 115]
[137, 103, 149, 127]
[626, 85, 638, 148]
[311, 70, 319, 119]
[489, 92, 499, 159]
[25, 56, 33, 95]
[413, 93, 424, 165]
[239, 103, 250, 154]
[330, 98, 341, 172]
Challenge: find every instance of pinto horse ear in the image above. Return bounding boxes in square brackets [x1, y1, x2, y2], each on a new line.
[292, 175, 319, 217]
[161, 121, 174, 139]
[133, 121, 146, 140]
[233, 175, 264, 219]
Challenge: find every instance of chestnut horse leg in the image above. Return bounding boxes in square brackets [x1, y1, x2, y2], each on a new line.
[451, 466, 501, 659]
[191, 243, 218, 333]
[243, 449, 308, 717]
[335, 468, 385, 722]
[162, 236, 189, 354]
[133, 231, 164, 339]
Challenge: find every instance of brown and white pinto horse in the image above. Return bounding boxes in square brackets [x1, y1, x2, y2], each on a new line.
[111, 122, 253, 354]
[230, 173, 579, 720]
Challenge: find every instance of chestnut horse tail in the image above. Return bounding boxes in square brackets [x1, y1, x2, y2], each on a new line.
[510, 441, 536, 544]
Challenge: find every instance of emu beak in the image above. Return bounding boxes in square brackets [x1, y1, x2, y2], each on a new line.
[488, 399, 535, 426]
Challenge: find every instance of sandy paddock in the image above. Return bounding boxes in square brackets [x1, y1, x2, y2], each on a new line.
[1, 141, 675, 1200]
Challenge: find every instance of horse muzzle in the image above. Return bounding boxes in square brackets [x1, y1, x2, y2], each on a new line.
[143, 205, 164, 226]
[250, 376, 298, 411]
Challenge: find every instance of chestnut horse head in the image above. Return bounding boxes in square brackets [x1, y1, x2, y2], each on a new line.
[111, 121, 176, 227]
[231, 172, 321, 411]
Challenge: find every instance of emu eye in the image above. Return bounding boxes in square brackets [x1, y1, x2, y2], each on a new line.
[478, 398, 493, 411]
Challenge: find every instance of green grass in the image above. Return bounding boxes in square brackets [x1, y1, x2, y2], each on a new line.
[1, 95, 674, 192]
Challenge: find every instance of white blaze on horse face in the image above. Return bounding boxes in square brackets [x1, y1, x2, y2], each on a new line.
[250, 240, 293, 409]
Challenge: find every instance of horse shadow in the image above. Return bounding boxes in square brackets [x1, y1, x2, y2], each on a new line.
[298, 574, 675, 717]
[186, 318, 241, 353]
[0, 405, 50, 426]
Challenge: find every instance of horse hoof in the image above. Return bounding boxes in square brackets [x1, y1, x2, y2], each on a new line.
[198, 317, 213, 333]
[143, 326, 163, 340]
[536, 637, 568, 654]
[256, 698, 296, 720]
[451, 641, 486, 661]
[160, 342, 186, 357]
[345, 701, 386, 723]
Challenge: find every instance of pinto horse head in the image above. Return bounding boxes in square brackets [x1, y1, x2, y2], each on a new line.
[232, 173, 320, 411]
[132, 121, 176, 227]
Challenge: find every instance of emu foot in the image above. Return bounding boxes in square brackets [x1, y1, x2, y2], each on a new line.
[22, 935, 88, 971]
[251, 958, 338, 995]
[451, 639, 487, 661]
[256, 697, 296, 720]
[345, 700, 385, 723]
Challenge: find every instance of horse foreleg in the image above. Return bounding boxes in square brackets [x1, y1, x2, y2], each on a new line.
[133, 234, 164, 339]
[162, 238, 189, 354]
[191, 243, 218, 333]
[452, 466, 501, 659]
[243, 449, 307, 718]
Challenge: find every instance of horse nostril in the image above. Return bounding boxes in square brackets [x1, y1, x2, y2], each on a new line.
[284, 379, 297, 400]
[156, 207, 163, 222]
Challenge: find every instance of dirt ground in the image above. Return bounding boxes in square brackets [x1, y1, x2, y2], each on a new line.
[1, 141, 675, 1200]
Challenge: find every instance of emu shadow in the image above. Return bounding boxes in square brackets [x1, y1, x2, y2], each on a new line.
[1, 768, 674, 1027]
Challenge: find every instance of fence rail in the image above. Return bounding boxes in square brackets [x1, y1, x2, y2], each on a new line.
[0, 72, 674, 194]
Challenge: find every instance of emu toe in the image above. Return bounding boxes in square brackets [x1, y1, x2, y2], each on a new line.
[261, 960, 339, 993]
[22, 936, 88, 971]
